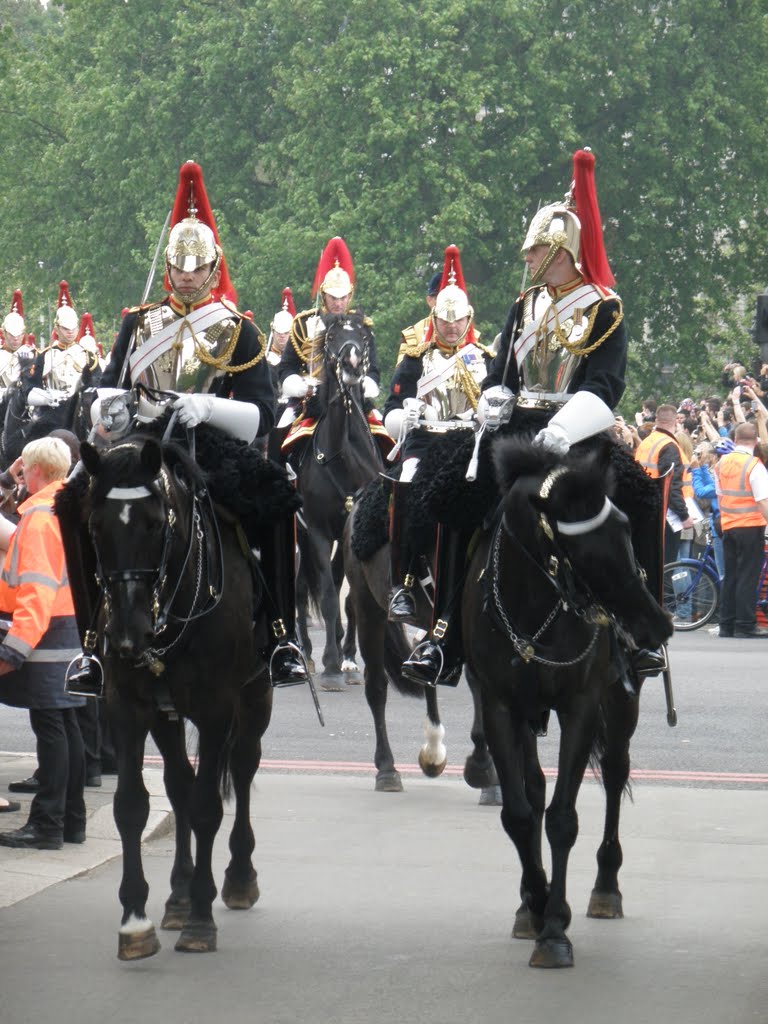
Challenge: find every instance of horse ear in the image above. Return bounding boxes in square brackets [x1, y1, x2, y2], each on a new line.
[80, 442, 101, 476]
[140, 440, 163, 478]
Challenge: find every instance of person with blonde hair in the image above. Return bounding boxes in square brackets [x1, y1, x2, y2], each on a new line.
[0, 435, 86, 849]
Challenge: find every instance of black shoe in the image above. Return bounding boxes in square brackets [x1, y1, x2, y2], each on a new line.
[401, 641, 463, 688]
[718, 628, 734, 638]
[86, 775, 102, 788]
[8, 776, 39, 794]
[0, 823, 63, 850]
[733, 627, 768, 638]
[388, 587, 417, 624]
[63, 828, 86, 844]
[631, 647, 667, 678]
[269, 641, 310, 688]
[64, 656, 104, 698]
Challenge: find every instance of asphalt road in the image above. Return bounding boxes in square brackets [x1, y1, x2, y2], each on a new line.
[0, 627, 765, 785]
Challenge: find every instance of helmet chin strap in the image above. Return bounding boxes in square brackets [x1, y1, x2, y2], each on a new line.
[433, 311, 472, 347]
[529, 244, 561, 285]
[167, 254, 221, 307]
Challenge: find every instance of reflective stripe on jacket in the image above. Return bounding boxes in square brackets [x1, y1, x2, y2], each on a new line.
[0, 480, 74, 657]
[716, 452, 765, 530]
[635, 429, 685, 479]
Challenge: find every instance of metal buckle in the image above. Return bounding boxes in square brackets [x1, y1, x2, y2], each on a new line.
[432, 618, 448, 640]
[271, 618, 288, 640]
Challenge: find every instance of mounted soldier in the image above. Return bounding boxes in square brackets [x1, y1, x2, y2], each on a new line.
[399, 150, 667, 688]
[0, 290, 36, 392]
[29, 282, 100, 413]
[277, 237, 389, 459]
[88, 160, 308, 690]
[382, 244, 492, 665]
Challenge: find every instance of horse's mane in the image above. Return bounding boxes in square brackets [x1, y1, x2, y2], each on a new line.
[492, 435, 616, 519]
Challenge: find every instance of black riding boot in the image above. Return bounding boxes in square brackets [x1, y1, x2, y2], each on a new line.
[625, 483, 668, 683]
[387, 479, 418, 624]
[401, 524, 467, 688]
[259, 515, 310, 688]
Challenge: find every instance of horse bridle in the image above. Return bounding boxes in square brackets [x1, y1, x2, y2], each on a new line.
[90, 463, 224, 673]
[487, 467, 620, 667]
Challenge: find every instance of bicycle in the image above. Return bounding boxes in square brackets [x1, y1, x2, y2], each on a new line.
[663, 533, 721, 631]
[663, 529, 768, 631]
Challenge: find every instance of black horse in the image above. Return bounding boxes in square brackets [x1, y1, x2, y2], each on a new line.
[343, 484, 499, 796]
[463, 436, 673, 969]
[291, 312, 383, 689]
[60, 436, 272, 960]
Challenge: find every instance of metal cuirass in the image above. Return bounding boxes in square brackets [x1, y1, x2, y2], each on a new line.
[419, 343, 488, 418]
[0, 349, 20, 389]
[519, 289, 589, 398]
[43, 343, 89, 394]
[132, 304, 237, 394]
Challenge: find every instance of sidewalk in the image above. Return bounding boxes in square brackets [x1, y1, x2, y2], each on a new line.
[0, 752, 172, 909]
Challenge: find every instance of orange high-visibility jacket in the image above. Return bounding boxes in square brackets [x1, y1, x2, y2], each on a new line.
[635, 429, 687, 480]
[716, 451, 766, 530]
[0, 480, 75, 660]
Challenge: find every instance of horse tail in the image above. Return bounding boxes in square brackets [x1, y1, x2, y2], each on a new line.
[296, 523, 324, 618]
[383, 620, 428, 699]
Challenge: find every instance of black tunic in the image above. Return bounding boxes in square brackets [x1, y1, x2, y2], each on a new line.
[101, 300, 276, 437]
[483, 286, 628, 410]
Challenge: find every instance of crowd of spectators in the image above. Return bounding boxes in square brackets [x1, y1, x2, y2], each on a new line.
[614, 360, 768, 628]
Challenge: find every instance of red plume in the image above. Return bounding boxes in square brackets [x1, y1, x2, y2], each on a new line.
[311, 237, 355, 298]
[573, 149, 615, 288]
[9, 289, 23, 317]
[56, 280, 74, 310]
[243, 310, 254, 321]
[77, 312, 95, 342]
[425, 243, 476, 347]
[282, 287, 296, 316]
[438, 244, 467, 293]
[163, 160, 237, 305]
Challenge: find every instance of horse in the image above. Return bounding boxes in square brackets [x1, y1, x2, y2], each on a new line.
[462, 436, 673, 969]
[343, 480, 500, 797]
[290, 312, 384, 689]
[58, 434, 273, 959]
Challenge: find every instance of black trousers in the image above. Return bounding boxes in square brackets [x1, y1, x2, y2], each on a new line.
[28, 707, 86, 837]
[720, 525, 765, 632]
[76, 701, 101, 780]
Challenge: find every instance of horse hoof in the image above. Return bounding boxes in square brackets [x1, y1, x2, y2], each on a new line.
[463, 755, 498, 790]
[418, 750, 447, 778]
[529, 937, 574, 968]
[341, 659, 360, 675]
[118, 925, 161, 961]
[586, 888, 624, 919]
[478, 785, 502, 806]
[175, 920, 218, 953]
[375, 770, 403, 792]
[222, 870, 260, 910]
[320, 675, 346, 692]
[512, 904, 541, 940]
[161, 898, 191, 930]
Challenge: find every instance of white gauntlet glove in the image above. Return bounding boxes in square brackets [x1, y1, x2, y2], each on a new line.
[281, 374, 319, 399]
[533, 391, 616, 455]
[533, 424, 572, 456]
[362, 376, 379, 399]
[173, 394, 261, 444]
[27, 387, 67, 408]
[475, 385, 515, 427]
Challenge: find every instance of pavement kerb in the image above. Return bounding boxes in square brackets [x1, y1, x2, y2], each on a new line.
[0, 752, 173, 909]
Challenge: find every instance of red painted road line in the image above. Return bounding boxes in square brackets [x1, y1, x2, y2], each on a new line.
[139, 755, 768, 785]
[5, 750, 764, 784]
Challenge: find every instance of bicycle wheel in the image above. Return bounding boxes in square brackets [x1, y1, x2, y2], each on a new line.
[663, 560, 719, 631]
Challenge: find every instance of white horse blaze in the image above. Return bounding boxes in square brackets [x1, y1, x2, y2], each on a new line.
[420, 718, 447, 765]
[119, 913, 154, 935]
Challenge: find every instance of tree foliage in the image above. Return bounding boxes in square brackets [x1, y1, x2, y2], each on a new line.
[0, 0, 766, 404]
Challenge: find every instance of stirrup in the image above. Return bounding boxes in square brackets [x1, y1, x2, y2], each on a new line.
[632, 646, 668, 679]
[388, 586, 417, 624]
[64, 654, 104, 699]
[269, 639, 311, 688]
